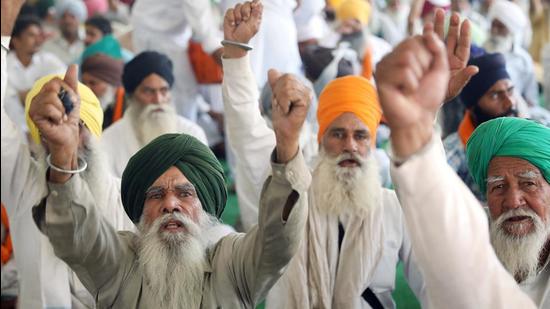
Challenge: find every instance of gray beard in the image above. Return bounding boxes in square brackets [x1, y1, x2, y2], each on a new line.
[490, 208, 550, 283]
[137, 212, 219, 309]
[313, 148, 382, 217]
[126, 98, 179, 147]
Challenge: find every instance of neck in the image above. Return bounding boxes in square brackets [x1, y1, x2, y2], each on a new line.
[15, 50, 33, 67]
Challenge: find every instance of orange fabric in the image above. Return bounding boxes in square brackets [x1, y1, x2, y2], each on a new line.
[361, 46, 373, 80]
[1, 204, 13, 265]
[317, 75, 382, 146]
[188, 40, 223, 84]
[112, 86, 125, 124]
[458, 110, 476, 146]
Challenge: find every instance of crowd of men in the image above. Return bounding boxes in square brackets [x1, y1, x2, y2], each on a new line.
[0, 0, 548, 308]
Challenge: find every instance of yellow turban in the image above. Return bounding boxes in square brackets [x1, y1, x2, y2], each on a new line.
[317, 75, 381, 146]
[25, 74, 103, 145]
[336, 0, 371, 25]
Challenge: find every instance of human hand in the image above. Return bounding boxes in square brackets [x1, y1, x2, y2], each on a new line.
[375, 30, 449, 157]
[430, 9, 478, 102]
[268, 69, 311, 163]
[223, 0, 263, 58]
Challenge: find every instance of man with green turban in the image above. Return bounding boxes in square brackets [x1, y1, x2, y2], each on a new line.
[32, 3, 311, 308]
[466, 117, 550, 307]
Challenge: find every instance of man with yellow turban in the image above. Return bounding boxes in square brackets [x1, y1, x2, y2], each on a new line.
[466, 117, 550, 307]
[376, 25, 542, 307]
[32, 3, 310, 307]
[2, 14, 134, 305]
[221, 2, 428, 308]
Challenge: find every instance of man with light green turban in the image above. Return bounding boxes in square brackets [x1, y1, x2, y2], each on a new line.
[32, 3, 312, 308]
[466, 117, 550, 307]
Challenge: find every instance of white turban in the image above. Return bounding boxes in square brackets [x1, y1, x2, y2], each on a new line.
[488, 0, 531, 47]
[55, 0, 88, 22]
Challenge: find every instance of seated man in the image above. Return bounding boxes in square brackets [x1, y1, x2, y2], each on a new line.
[101, 51, 208, 177]
[467, 117, 550, 307]
[31, 3, 310, 307]
[375, 20, 541, 308]
[444, 52, 517, 201]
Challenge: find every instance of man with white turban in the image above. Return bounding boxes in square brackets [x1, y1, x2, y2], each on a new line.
[484, 0, 538, 106]
[42, 0, 87, 64]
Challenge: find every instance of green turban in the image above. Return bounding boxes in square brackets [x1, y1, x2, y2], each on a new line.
[466, 117, 550, 195]
[121, 133, 227, 222]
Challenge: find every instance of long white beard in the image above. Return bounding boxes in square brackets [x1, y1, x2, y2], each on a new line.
[484, 34, 514, 53]
[137, 212, 217, 309]
[490, 208, 550, 282]
[126, 100, 179, 146]
[98, 85, 116, 111]
[313, 149, 382, 217]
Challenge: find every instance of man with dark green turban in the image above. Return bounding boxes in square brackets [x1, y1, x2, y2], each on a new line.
[31, 3, 312, 308]
[466, 117, 550, 307]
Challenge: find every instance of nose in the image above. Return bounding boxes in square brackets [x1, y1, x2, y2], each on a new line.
[151, 90, 164, 105]
[502, 187, 526, 211]
[160, 194, 183, 214]
[500, 93, 513, 112]
[343, 135, 358, 153]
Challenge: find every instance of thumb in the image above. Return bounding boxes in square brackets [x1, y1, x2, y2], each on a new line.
[267, 69, 282, 90]
[64, 64, 79, 94]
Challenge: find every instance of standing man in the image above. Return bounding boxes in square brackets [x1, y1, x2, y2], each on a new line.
[101, 51, 208, 177]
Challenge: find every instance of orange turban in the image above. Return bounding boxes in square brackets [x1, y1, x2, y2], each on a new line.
[317, 75, 382, 146]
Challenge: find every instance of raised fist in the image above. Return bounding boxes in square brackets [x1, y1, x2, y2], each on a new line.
[223, 0, 263, 44]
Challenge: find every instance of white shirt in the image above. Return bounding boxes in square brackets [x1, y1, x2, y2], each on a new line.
[1, 37, 134, 309]
[100, 113, 208, 178]
[42, 35, 84, 65]
[5, 51, 65, 132]
[390, 136, 544, 308]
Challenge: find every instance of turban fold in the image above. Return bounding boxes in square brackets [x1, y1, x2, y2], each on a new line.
[81, 54, 123, 87]
[25, 74, 103, 145]
[81, 34, 122, 61]
[122, 51, 174, 94]
[336, 0, 371, 25]
[121, 134, 227, 222]
[466, 117, 550, 195]
[317, 75, 381, 146]
[460, 53, 509, 107]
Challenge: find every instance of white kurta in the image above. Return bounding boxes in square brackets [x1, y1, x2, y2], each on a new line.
[222, 55, 426, 308]
[390, 136, 546, 308]
[100, 113, 208, 178]
[1, 36, 134, 309]
[5, 51, 65, 132]
[41, 35, 84, 65]
[131, 0, 222, 120]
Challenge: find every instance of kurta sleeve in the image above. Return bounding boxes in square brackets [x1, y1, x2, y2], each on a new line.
[181, 0, 222, 53]
[222, 54, 277, 230]
[209, 149, 311, 307]
[33, 174, 133, 307]
[390, 136, 536, 308]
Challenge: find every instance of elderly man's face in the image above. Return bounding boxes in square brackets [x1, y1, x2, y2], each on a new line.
[321, 112, 371, 165]
[487, 157, 550, 236]
[81, 72, 110, 98]
[142, 167, 202, 232]
[133, 74, 171, 106]
[60, 12, 79, 38]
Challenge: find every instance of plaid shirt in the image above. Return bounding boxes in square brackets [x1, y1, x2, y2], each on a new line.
[443, 133, 486, 203]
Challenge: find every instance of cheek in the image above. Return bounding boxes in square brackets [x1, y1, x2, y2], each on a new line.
[322, 138, 341, 156]
[487, 198, 503, 219]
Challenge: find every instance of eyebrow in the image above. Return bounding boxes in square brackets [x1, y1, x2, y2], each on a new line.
[145, 183, 196, 194]
[486, 176, 504, 184]
[517, 171, 539, 180]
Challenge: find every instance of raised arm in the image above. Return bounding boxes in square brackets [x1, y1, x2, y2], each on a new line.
[375, 27, 536, 308]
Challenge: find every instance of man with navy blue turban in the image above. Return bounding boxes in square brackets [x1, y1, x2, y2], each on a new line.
[466, 117, 550, 306]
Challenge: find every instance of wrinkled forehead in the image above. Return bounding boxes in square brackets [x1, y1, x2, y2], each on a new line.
[487, 156, 544, 180]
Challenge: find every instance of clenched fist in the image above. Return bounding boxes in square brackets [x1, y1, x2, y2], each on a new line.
[223, 0, 263, 59]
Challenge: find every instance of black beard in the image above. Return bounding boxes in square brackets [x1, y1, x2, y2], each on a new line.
[471, 105, 518, 126]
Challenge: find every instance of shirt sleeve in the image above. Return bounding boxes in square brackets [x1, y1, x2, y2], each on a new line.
[390, 136, 536, 309]
[182, 0, 222, 53]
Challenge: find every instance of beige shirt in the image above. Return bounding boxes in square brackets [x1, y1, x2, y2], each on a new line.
[34, 151, 311, 308]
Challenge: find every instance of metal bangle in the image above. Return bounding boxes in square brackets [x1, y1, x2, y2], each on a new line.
[221, 39, 253, 51]
[46, 154, 88, 174]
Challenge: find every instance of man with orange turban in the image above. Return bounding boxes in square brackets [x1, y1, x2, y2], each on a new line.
[221, 4, 428, 308]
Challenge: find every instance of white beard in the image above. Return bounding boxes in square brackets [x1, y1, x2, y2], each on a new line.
[126, 99, 179, 147]
[137, 211, 218, 309]
[98, 85, 116, 111]
[490, 208, 550, 282]
[484, 34, 514, 53]
[313, 148, 382, 217]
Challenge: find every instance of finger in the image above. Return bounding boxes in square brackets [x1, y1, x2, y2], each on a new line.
[398, 68, 420, 94]
[423, 21, 434, 36]
[32, 93, 66, 124]
[447, 12, 461, 55]
[234, 3, 243, 24]
[251, 0, 263, 19]
[225, 8, 236, 26]
[433, 8, 445, 40]
[455, 19, 471, 63]
[241, 1, 252, 21]
[424, 31, 448, 72]
[267, 69, 283, 91]
[64, 64, 79, 93]
[455, 65, 479, 86]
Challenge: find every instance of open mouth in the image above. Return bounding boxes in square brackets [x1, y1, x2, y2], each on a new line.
[162, 219, 184, 232]
[505, 216, 531, 223]
[338, 159, 360, 167]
